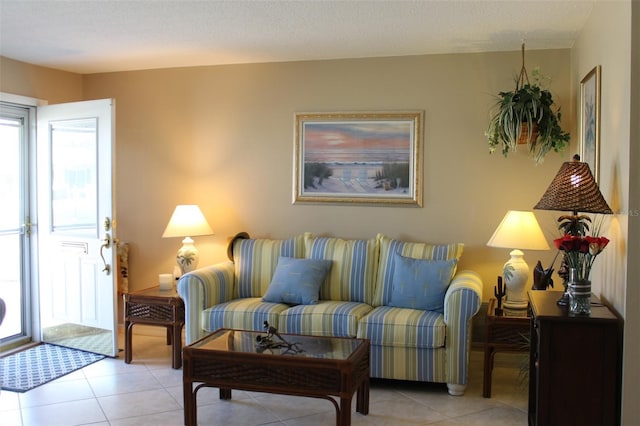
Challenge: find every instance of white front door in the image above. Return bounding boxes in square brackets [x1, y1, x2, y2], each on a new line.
[36, 99, 117, 357]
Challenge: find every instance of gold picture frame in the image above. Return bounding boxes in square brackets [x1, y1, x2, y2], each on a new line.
[293, 111, 423, 206]
[580, 65, 601, 183]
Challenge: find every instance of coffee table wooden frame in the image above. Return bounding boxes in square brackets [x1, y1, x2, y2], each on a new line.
[183, 329, 370, 426]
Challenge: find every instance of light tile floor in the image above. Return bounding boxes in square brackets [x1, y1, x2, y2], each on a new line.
[1, 330, 528, 425]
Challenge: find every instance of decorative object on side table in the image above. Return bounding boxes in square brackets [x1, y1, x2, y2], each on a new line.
[534, 159, 612, 310]
[117, 241, 129, 294]
[553, 232, 609, 315]
[531, 252, 557, 290]
[158, 273, 173, 291]
[532, 261, 554, 290]
[494, 276, 506, 315]
[486, 43, 570, 164]
[487, 210, 550, 309]
[162, 205, 214, 275]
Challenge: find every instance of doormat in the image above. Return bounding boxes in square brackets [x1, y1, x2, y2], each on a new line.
[0, 343, 105, 392]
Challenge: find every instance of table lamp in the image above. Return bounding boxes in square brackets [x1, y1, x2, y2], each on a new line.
[534, 160, 612, 233]
[162, 205, 214, 275]
[534, 159, 612, 304]
[487, 210, 550, 308]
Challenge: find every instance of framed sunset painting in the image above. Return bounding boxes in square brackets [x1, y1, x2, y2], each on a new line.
[293, 111, 423, 206]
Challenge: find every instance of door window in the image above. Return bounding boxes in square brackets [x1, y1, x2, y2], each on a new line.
[50, 118, 98, 235]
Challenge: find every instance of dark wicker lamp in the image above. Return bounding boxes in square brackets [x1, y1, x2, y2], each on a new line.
[534, 159, 612, 304]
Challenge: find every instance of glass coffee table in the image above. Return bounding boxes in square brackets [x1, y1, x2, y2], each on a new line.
[183, 328, 370, 426]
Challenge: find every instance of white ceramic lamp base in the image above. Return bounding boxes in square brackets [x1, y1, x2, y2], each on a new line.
[176, 237, 200, 275]
[503, 249, 530, 309]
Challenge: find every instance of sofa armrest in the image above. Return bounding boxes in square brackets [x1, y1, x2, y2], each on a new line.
[443, 270, 483, 394]
[177, 261, 235, 344]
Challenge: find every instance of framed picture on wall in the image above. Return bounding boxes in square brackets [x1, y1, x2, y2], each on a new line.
[580, 65, 601, 183]
[293, 111, 423, 206]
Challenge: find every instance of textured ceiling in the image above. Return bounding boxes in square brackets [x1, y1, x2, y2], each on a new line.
[0, 0, 595, 74]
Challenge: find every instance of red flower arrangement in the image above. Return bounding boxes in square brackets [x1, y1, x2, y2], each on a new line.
[554, 234, 610, 281]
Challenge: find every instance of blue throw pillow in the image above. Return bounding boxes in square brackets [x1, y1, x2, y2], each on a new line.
[263, 257, 332, 305]
[388, 252, 457, 312]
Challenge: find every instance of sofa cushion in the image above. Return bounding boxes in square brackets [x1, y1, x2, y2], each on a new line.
[304, 235, 379, 304]
[277, 301, 373, 338]
[357, 306, 446, 349]
[202, 298, 289, 332]
[374, 234, 463, 307]
[388, 253, 457, 313]
[233, 233, 307, 298]
[262, 257, 332, 305]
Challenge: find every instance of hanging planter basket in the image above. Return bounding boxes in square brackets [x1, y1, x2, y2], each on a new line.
[518, 122, 539, 145]
[486, 44, 570, 163]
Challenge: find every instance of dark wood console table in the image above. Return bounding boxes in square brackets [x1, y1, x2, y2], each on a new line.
[528, 291, 622, 426]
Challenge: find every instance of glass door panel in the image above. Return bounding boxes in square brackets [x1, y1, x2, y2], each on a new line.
[50, 119, 97, 234]
[0, 113, 29, 345]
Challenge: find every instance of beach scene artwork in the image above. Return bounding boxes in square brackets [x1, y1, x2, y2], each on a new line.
[298, 116, 418, 203]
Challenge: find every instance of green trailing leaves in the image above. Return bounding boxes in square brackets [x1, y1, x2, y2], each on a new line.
[487, 83, 570, 164]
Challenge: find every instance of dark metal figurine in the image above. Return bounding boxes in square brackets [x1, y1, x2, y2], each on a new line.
[494, 276, 506, 315]
[532, 259, 555, 290]
[255, 321, 303, 354]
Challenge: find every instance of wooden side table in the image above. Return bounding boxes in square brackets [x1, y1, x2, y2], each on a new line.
[124, 286, 185, 369]
[483, 298, 530, 398]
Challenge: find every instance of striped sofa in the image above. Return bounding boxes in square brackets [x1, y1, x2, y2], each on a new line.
[177, 232, 482, 395]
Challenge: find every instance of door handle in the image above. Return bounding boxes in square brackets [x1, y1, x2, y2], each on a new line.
[100, 233, 111, 275]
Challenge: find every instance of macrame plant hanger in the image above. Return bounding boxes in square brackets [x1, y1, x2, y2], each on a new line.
[516, 42, 530, 91]
[515, 42, 538, 144]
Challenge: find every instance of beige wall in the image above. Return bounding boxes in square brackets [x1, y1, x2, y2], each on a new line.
[627, 2, 640, 423]
[0, 56, 83, 103]
[572, 1, 637, 423]
[2, 18, 636, 419]
[81, 50, 571, 299]
[573, 0, 631, 313]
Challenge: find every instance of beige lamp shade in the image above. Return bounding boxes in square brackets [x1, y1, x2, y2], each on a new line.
[487, 210, 549, 309]
[162, 205, 213, 275]
[162, 205, 214, 238]
[487, 210, 550, 251]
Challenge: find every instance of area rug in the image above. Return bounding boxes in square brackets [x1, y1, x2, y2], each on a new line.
[0, 343, 105, 392]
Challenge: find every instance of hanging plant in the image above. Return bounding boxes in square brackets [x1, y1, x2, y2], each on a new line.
[486, 44, 570, 164]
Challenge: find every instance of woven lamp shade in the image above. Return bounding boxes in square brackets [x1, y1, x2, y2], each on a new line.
[534, 161, 612, 214]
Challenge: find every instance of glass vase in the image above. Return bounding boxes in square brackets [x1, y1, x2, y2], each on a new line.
[568, 269, 591, 315]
